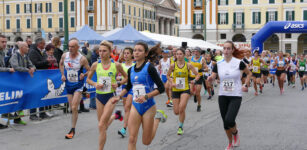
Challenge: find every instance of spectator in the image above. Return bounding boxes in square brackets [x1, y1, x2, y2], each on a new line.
[26, 37, 33, 49]
[28, 37, 51, 120]
[52, 37, 63, 64]
[0, 34, 15, 129]
[45, 44, 58, 69]
[81, 42, 92, 65]
[91, 45, 100, 64]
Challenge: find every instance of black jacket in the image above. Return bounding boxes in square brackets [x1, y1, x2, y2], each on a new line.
[54, 47, 63, 64]
[29, 46, 49, 69]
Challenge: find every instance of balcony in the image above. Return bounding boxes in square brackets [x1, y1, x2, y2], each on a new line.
[87, 6, 94, 12]
[232, 24, 245, 31]
[113, 7, 119, 13]
[192, 24, 204, 31]
[13, 28, 21, 34]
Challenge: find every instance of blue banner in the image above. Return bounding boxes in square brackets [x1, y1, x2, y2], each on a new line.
[0, 70, 97, 114]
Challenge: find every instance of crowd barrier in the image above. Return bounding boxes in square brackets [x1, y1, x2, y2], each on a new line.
[0, 69, 97, 114]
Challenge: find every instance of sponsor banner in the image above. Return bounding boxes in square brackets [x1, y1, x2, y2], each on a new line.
[0, 70, 96, 114]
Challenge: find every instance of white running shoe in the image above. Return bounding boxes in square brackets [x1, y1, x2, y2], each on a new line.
[233, 131, 240, 147]
[225, 143, 234, 150]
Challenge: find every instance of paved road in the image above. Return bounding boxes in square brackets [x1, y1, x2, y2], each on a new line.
[1, 81, 307, 150]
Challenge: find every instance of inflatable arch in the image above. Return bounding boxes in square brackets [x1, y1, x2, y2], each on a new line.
[251, 21, 307, 53]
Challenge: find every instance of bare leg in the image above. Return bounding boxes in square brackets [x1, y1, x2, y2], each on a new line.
[128, 106, 142, 150]
[71, 92, 82, 128]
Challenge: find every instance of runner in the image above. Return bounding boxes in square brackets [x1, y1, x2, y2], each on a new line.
[269, 53, 277, 87]
[297, 54, 306, 90]
[208, 41, 251, 150]
[275, 51, 288, 95]
[185, 49, 192, 62]
[158, 50, 172, 107]
[189, 47, 205, 112]
[251, 50, 266, 96]
[86, 41, 128, 149]
[261, 51, 270, 86]
[241, 50, 251, 86]
[167, 48, 199, 135]
[118, 47, 135, 138]
[203, 53, 215, 100]
[289, 54, 297, 88]
[59, 38, 90, 139]
[110, 42, 167, 150]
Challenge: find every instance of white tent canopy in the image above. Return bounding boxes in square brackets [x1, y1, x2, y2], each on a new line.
[141, 31, 222, 50]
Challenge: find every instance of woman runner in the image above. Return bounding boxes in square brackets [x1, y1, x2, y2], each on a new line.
[275, 51, 289, 95]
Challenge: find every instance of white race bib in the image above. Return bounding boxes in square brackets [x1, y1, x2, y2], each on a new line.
[176, 78, 185, 89]
[162, 68, 168, 75]
[67, 70, 78, 82]
[300, 66, 305, 71]
[99, 77, 112, 92]
[278, 61, 284, 67]
[222, 79, 235, 92]
[253, 66, 259, 72]
[133, 84, 146, 102]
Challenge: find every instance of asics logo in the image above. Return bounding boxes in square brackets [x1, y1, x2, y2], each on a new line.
[284, 23, 304, 30]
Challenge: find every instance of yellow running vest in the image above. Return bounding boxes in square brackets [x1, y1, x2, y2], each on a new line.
[172, 62, 189, 91]
[190, 56, 203, 78]
[96, 62, 117, 94]
[252, 58, 261, 74]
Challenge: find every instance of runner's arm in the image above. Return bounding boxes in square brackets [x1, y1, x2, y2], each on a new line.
[188, 63, 200, 81]
[167, 64, 175, 85]
[81, 56, 90, 76]
[59, 53, 66, 76]
[86, 62, 98, 87]
[147, 64, 165, 98]
[115, 62, 128, 85]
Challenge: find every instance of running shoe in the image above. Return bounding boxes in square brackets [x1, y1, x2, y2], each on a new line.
[177, 127, 184, 135]
[167, 102, 173, 107]
[155, 110, 167, 123]
[18, 111, 25, 117]
[118, 127, 127, 138]
[14, 120, 27, 125]
[197, 105, 201, 112]
[254, 92, 258, 96]
[194, 95, 197, 103]
[204, 90, 207, 95]
[272, 83, 275, 87]
[305, 82, 307, 88]
[166, 99, 170, 105]
[259, 85, 263, 94]
[302, 87, 304, 91]
[65, 128, 75, 139]
[225, 143, 234, 150]
[115, 110, 123, 121]
[233, 131, 240, 147]
[211, 89, 215, 96]
[207, 96, 212, 100]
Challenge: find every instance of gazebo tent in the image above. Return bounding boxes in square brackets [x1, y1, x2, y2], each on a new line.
[61, 25, 106, 44]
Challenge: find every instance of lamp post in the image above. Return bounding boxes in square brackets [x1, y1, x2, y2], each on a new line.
[204, 0, 209, 41]
[63, 0, 68, 51]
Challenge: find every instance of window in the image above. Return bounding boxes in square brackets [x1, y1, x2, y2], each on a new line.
[252, 12, 261, 24]
[283, 0, 295, 3]
[153, 24, 155, 32]
[145, 23, 147, 30]
[89, 16, 94, 28]
[285, 44, 291, 54]
[218, 0, 228, 5]
[285, 33, 292, 38]
[59, 18, 63, 29]
[48, 18, 52, 28]
[24, 4, 32, 13]
[286, 10, 295, 21]
[113, 16, 116, 29]
[236, 0, 242, 5]
[234, 12, 244, 25]
[253, 0, 258, 4]
[89, 0, 94, 7]
[129, 6, 131, 15]
[123, 4, 125, 14]
[70, 17, 75, 27]
[37, 18, 41, 29]
[301, 0, 307, 2]
[134, 7, 136, 16]
[6, 5, 10, 14]
[26, 19, 31, 29]
[16, 19, 20, 29]
[220, 33, 226, 39]
[218, 13, 228, 24]
[46, 3, 52, 12]
[35, 3, 42, 13]
[16, 4, 20, 14]
[252, 33, 256, 36]
[154, 12, 156, 19]
[59, 2, 63, 12]
[266, 11, 278, 22]
[304, 10, 307, 21]
[139, 8, 141, 17]
[128, 20, 131, 24]
[193, 13, 203, 25]
[70, 1, 75, 11]
[269, 0, 275, 3]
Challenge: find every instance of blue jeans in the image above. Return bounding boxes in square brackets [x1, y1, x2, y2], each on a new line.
[89, 97, 96, 109]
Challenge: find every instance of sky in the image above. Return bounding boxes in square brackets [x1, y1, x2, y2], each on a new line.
[175, 0, 180, 4]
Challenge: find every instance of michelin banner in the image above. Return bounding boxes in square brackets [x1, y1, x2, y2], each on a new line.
[0, 70, 96, 114]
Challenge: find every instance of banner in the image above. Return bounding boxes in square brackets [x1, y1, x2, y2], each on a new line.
[0, 70, 96, 114]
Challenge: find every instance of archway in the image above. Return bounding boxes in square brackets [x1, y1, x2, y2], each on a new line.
[192, 34, 204, 40]
[251, 21, 307, 53]
[232, 34, 246, 42]
[297, 34, 307, 54]
[14, 37, 23, 42]
[263, 34, 279, 53]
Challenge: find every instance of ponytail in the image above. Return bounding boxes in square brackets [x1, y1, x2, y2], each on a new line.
[225, 41, 244, 59]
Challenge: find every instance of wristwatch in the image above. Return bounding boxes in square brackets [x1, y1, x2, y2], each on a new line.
[145, 95, 149, 100]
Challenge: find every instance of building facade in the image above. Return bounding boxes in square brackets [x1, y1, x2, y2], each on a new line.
[0, 0, 77, 45]
[180, 0, 307, 54]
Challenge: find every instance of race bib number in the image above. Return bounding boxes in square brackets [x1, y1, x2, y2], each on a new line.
[133, 84, 146, 102]
[300, 67, 305, 71]
[67, 70, 78, 82]
[176, 78, 185, 89]
[99, 77, 111, 92]
[222, 79, 235, 92]
[253, 66, 259, 72]
[162, 68, 168, 75]
[191, 67, 198, 76]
